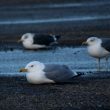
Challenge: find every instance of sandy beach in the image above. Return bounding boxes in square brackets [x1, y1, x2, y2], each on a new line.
[0, 76, 110, 110]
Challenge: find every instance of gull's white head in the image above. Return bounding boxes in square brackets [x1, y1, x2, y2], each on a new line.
[18, 33, 35, 49]
[20, 33, 34, 43]
[20, 61, 45, 73]
[85, 37, 102, 46]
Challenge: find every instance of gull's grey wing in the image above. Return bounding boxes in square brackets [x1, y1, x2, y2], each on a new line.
[101, 39, 110, 52]
[43, 64, 76, 82]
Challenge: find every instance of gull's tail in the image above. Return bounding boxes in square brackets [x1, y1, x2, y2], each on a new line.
[73, 71, 85, 77]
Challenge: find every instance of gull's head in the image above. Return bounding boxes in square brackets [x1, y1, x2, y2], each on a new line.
[20, 61, 45, 73]
[19, 33, 34, 43]
[83, 37, 102, 46]
[18, 33, 35, 48]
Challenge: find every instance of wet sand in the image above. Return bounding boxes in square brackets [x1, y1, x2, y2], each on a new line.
[0, 76, 110, 110]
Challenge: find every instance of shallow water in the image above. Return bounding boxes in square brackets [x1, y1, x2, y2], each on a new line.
[0, 47, 109, 76]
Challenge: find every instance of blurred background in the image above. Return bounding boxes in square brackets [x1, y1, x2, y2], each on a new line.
[0, 0, 110, 45]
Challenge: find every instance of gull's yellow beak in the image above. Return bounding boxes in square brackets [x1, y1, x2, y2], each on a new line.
[19, 68, 28, 72]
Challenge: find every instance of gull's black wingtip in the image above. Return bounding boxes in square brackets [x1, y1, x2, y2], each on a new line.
[76, 72, 85, 76]
[55, 35, 61, 40]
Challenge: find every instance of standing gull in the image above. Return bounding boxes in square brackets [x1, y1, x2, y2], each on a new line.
[18, 33, 60, 49]
[19, 61, 80, 84]
[83, 37, 110, 71]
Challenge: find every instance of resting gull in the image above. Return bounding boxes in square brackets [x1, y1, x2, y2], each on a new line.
[83, 37, 110, 71]
[18, 33, 60, 49]
[19, 61, 81, 84]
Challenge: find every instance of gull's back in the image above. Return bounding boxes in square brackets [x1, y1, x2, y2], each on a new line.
[33, 34, 56, 46]
[101, 39, 110, 52]
[44, 64, 76, 82]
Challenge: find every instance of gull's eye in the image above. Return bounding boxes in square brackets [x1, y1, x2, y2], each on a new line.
[90, 39, 95, 42]
[30, 65, 34, 67]
[24, 36, 28, 39]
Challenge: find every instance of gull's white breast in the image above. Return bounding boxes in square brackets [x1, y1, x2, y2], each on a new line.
[26, 71, 54, 84]
[23, 40, 33, 49]
[87, 44, 110, 58]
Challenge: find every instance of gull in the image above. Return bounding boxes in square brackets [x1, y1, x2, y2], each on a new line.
[83, 37, 110, 71]
[18, 33, 60, 49]
[19, 61, 81, 84]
